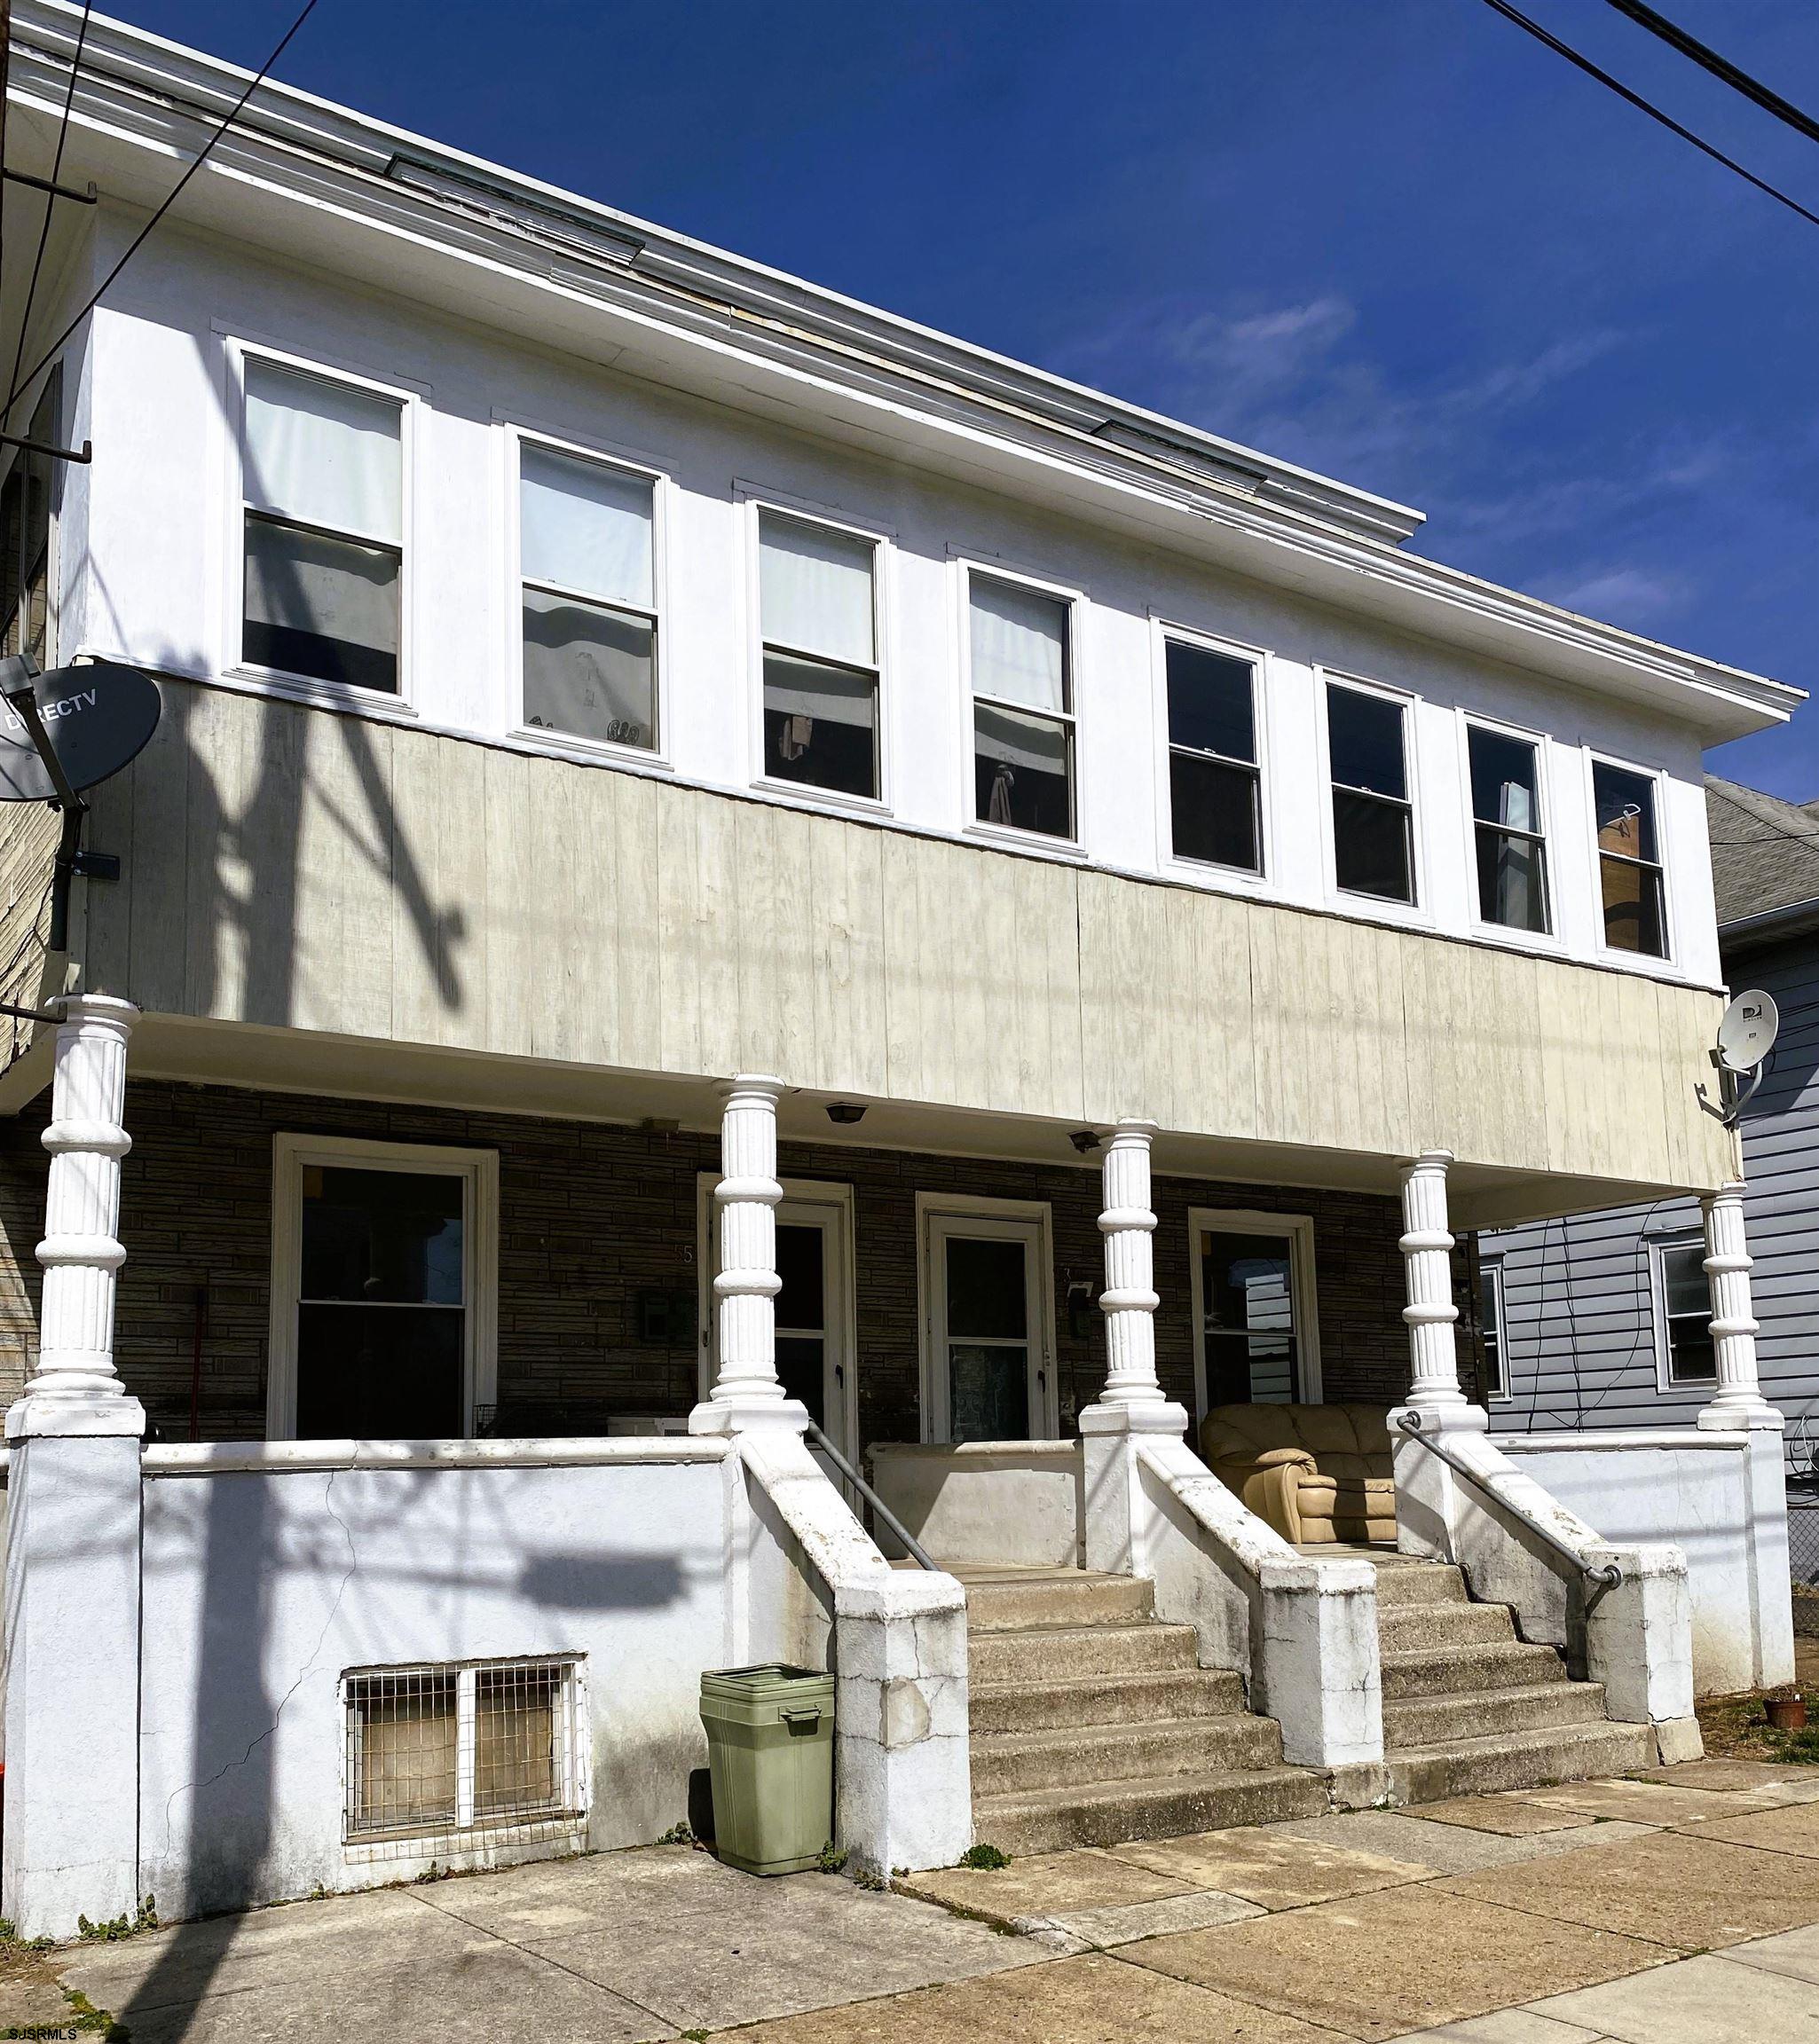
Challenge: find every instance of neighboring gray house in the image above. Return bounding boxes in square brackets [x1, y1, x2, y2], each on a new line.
[1484, 775, 1819, 1546]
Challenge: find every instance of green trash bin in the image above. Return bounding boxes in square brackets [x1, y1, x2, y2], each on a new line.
[699, 1663, 835, 1875]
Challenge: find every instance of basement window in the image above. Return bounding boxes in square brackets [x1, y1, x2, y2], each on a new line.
[343, 1657, 583, 1847]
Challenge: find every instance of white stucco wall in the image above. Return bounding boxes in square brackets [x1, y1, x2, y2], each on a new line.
[870, 1443, 1083, 1567]
[67, 219, 1723, 990]
[137, 1450, 733, 1919]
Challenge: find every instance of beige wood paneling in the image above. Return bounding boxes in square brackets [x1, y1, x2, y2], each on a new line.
[67, 686, 1736, 1192]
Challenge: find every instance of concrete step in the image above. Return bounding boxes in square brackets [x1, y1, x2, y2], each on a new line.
[971, 1714, 1285, 1798]
[1381, 1639, 1568, 1701]
[974, 1764, 1330, 1856]
[1387, 1718, 1655, 1806]
[968, 1621, 1201, 1686]
[1368, 1561, 1469, 1610]
[1377, 1600, 1517, 1654]
[1383, 1680, 1610, 1750]
[964, 1571, 1155, 1634]
[969, 1666, 1248, 1735]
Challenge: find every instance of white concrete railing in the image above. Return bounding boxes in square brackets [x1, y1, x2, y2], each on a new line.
[1131, 1435, 1383, 1776]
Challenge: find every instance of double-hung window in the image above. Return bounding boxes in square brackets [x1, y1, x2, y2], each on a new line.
[1469, 725, 1550, 933]
[241, 358, 403, 694]
[1478, 1258, 1507, 1399]
[520, 444, 658, 751]
[759, 510, 880, 800]
[969, 574, 1074, 838]
[1653, 1235, 1715, 1388]
[1327, 682, 1413, 903]
[0, 379, 57, 664]
[1167, 639, 1261, 873]
[1593, 762, 1666, 957]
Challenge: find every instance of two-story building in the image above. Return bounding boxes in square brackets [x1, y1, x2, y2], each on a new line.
[0, 0, 1799, 1938]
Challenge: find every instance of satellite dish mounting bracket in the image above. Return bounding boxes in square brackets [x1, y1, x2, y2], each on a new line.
[1697, 1054, 1765, 1128]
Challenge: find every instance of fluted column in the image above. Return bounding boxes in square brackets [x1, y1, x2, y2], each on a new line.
[1398, 1149, 1471, 1426]
[1698, 1182, 1781, 1432]
[9, 994, 144, 1442]
[1098, 1120, 1164, 1408]
[690, 1075, 807, 1434]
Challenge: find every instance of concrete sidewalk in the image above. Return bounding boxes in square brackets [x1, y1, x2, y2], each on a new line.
[32, 1757, 1819, 2041]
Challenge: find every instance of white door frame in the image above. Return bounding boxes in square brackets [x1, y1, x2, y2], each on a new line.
[916, 1192, 1058, 1443]
[695, 1173, 858, 1454]
[1186, 1206, 1323, 1418]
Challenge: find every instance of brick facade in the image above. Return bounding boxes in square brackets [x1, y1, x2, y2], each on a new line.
[0, 1080, 1487, 1446]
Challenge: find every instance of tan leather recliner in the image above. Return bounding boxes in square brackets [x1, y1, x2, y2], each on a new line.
[1199, 1403, 1398, 1546]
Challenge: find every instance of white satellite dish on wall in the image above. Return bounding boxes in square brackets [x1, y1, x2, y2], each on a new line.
[1718, 990, 1779, 1073]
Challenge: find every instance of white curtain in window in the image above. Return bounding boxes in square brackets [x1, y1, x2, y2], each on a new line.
[520, 446, 654, 609]
[763, 656, 876, 729]
[970, 578, 1066, 711]
[1493, 775, 1537, 832]
[760, 514, 874, 666]
[244, 358, 401, 544]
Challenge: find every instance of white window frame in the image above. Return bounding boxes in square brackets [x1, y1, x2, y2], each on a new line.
[957, 557, 1084, 853]
[1151, 617, 1276, 893]
[1649, 1229, 1715, 1395]
[1314, 666, 1429, 924]
[1457, 710, 1564, 955]
[267, 1132, 500, 1441]
[224, 336, 419, 714]
[916, 1191, 1059, 1443]
[1585, 747, 1674, 968]
[695, 1174, 858, 1456]
[1187, 1207, 1322, 1419]
[742, 487, 894, 819]
[504, 421, 673, 769]
[1478, 1254, 1509, 1402]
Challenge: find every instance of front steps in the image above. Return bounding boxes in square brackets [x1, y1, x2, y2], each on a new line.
[963, 1567, 1327, 1855]
[1374, 1553, 1653, 1802]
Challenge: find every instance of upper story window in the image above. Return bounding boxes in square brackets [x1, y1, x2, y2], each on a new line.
[1468, 725, 1549, 934]
[1327, 681, 1413, 904]
[1166, 639, 1260, 873]
[969, 574, 1073, 838]
[0, 379, 57, 665]
[241, 358, 403, 695]
[759, 510, 879, 800]
[1593, 761, 1666, 957]
[520, 444, 658, 751]
[1652, 1235, 1714, 1388]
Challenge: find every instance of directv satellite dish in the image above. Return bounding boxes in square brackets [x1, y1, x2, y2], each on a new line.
[0, 660, 161, 803]
[1718, 990, 1779, 1073]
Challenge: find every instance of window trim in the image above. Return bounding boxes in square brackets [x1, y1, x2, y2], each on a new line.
[745, 495, 892, 814]
[1649, 1228, 1715, 1395]
[266, 1132, 500, 1442]
[1458, 710, 1564, 953]
[226, 338, 418, 713]
[504, 422, 672, 768]
[915, 1191, 1058, 1443]
[1186, 1207, 1322, 1420]
[957, 557, 1083, 851]
[1478, 1254, 1509, 1403]
[1586, 747, 1673, 966]
[1314, 666, 1429, 922]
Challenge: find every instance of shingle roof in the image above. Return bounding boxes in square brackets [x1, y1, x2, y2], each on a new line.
[1705, 775, 1819, 929]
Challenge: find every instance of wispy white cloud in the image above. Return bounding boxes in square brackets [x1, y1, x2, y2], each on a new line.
[1536, 566, 1685, 627]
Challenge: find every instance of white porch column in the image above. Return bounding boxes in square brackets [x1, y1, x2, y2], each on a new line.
[690, 1075, 807, 1435]
[1396, 1149, 1477, 1429]
[4, 995, 146, 1938]
[1697, 1183, 1780, 1432]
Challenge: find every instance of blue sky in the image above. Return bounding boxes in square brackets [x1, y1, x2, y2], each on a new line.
[118, 0, 1819, 792]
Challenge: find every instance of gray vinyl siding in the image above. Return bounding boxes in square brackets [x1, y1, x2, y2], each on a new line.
[1484, 930, 1819, 1489]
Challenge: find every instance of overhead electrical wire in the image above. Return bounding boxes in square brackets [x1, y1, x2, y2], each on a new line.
[1476, 0, 1819, 232]
[1602, 0, 1819, 153]
[1, 0, 320, 423]
[4, 0, 94, 432]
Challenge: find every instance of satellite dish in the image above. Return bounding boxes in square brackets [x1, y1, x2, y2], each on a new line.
[0, 660, 161, 803]
[1718, 989, 1779, 1073]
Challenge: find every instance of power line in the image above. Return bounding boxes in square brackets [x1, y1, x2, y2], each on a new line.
[1476, 0, 1819, 232]
[2, 0, 320, 423]
[1603, 0, 1819, 152]
[4, 0, 93, 432]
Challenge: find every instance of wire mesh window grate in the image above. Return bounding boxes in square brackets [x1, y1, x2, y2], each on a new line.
[343, 1657, 581, 1851]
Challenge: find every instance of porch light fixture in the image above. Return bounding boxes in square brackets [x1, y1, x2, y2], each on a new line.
[1068, 1129, 1101, 1154]
[826, 1102, 866, 1125]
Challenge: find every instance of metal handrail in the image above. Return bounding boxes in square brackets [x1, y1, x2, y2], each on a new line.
[803, 1419, 938, 1572]
[1395, 1411, 1623, 1591]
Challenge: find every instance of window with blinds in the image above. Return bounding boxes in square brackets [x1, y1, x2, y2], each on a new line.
[759, 510, 880, 800]
[969, 574, 1074, 839]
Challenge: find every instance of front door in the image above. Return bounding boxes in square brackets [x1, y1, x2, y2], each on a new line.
[925, 1207, 1054, 1443]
